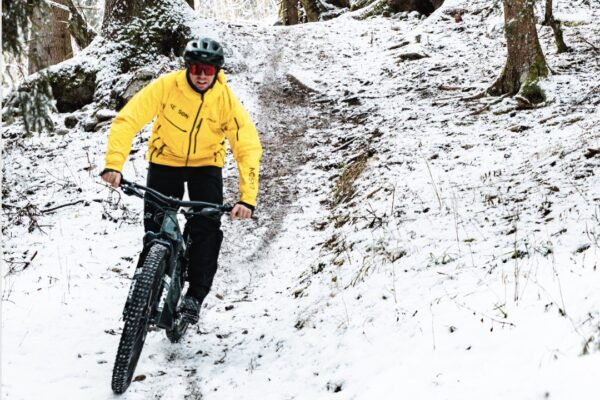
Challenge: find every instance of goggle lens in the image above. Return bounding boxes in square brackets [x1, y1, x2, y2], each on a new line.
[189, 63, 217, 75]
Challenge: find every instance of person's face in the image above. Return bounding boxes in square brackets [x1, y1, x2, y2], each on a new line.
[188, 63, 217, 91]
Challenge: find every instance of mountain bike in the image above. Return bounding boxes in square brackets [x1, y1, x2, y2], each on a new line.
[111, 179, 232, 394]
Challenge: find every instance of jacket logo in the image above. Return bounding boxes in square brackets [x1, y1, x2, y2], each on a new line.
[248, 168, 256, 189]
[169, 104, 189, 119]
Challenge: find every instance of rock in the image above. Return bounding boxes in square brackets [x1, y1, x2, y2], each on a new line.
[584, 148, 600, 159]
[96, 109, 117, 122]
[64, 115, 79, 128]
[397, 52, 429, 62]
[341, 95, 361, 105]
[49, 65, 97, 113]
[94, 120, 112, 132]
[115, 68, 155, 110]
[83, 118, 97, 132]
[509, 125, 532, 132]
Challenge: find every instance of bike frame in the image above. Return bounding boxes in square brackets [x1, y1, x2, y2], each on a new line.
[112, 179, 233, 393]
[120, 179, 232, 331]
[151, 209, 186, 329]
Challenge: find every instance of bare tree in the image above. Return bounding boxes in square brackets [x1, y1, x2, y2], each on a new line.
[542, 0, 569, 53]
[488, 0, 549, 105]
[28, 0, 73, 74]
[277, 0, 328, 23]
[278, 0, 299, 25]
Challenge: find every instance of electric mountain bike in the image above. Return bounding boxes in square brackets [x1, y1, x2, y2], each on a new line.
[111, 179, 232, 394]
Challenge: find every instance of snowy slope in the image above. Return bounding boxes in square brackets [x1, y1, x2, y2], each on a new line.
[3, 1, 600, 399]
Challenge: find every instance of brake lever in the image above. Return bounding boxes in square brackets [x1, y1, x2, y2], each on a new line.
[121, 183, 143, 199]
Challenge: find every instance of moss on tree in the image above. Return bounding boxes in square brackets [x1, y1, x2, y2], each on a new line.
[488, 0, 549, 106]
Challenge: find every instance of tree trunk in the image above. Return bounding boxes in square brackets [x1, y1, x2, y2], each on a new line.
[278, 0, 299, 25]
[28, 0, 73, 75]
[6, 0, 195, 135]
[66, 0, 96, 49]
[488, 0, 549, 105]
[542, 0, 570, 54]
[186, 0, 194, 8]
[299, 0, 328, 21]
[102, 0, 145, 38]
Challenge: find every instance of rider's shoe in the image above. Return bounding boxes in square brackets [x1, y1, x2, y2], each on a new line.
[180, 295, 201, 324]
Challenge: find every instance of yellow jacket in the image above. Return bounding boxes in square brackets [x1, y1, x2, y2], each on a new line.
[104, 70, 262, 206]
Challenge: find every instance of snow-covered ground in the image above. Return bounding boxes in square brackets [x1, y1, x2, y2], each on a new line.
[3, 0, 600, 399]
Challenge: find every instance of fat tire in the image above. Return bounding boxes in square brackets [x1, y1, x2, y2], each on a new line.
[111, 244, 168, 394]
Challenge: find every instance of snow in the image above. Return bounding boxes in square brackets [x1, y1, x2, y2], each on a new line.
[3, 0, 600, 399]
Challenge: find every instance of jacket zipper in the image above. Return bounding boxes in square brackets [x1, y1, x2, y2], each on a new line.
[164, 116, 186, 132]
[234, 117, 240, 141]
[185, 94, 204, 166]
[193, 119, 203, 154]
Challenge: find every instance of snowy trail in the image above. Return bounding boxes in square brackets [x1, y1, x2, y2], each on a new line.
[114, 18, 405, 399]
[3, 15, 397, 400]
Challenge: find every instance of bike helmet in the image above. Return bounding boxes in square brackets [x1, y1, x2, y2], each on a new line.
[183, 38, 224, 68]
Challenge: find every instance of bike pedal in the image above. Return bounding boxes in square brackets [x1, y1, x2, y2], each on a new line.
[181, 312, 199, 324]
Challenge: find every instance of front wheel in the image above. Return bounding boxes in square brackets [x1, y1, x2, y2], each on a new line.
[111, 244, 168, 394]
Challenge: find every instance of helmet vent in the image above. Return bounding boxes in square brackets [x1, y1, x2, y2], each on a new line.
[183, 38, 225, 68]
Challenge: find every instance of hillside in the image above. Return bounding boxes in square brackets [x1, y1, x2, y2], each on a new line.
[2, 1, 600, 399]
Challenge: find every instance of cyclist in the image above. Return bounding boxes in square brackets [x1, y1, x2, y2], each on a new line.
[101, 37, 262, 324]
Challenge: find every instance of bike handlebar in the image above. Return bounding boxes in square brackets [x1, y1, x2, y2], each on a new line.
[120, 178, 234, 214]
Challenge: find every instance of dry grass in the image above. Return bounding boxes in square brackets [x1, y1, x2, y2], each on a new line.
[331, 153, 369, 207]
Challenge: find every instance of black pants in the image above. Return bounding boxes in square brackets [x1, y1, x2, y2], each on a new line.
[144, 163, 224, 301]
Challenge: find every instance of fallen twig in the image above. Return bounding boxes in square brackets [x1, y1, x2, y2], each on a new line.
[576, 31, 599, 52]
[462, 91, 487, 101]
[387, 40, 410, 51]
[576, 84, 600, 105]
[465, 94, 509, 117]
[4, 251, 37, 276]
[41, 199, 90, 213]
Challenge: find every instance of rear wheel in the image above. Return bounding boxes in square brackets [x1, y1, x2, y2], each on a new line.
[111, 244, 168, 394]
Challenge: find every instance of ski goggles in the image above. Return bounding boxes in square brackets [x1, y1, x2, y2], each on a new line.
[189, 63, 217, 76]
